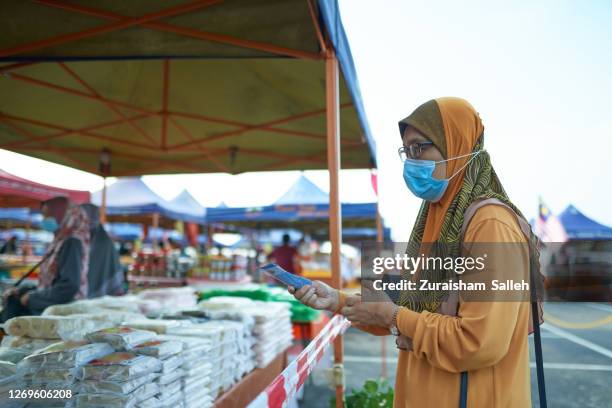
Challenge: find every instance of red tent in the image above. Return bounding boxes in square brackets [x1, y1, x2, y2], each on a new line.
[0, 169, 90, 208]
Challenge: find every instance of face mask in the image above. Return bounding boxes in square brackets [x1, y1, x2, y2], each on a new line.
[403, 150, 482, 202]
[41, 217, 59, 233]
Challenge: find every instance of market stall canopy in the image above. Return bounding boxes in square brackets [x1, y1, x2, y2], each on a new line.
[275, 174, 329, 205]
[105, 223, 184, 242]
[0, 169, 90, 208]
[91, 177, 204, 226]
[0, 0, 376, 175]
[206, 175, 378, 229]
[0, 208, 42, 228]
[168, 190, 206, 221]
[559, 205, 612, 240]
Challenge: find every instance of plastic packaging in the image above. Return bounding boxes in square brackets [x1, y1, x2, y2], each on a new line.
[158, 379, 181, 398]
[19, 341, 114, 369]
[156, 368, 184, 385]
[122, 319, 186, 334]
[133, 340, 182, 359]
[78, 372, 158, 395]
[0, 336, 59, 352]
[81, 352, 162, 382]
[4, 315, 105, 340]
[139, 397, 162, 408]
[75, 382, 159, 407]
[22, 367, 80, 384]
[85, 327, 157, 351]
[166, 325, 223, 343]
[160, 355, 184, 374]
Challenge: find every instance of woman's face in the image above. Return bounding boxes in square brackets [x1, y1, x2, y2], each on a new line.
[402, 126, 446, 180]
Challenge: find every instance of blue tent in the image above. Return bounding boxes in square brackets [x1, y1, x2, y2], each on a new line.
[559, 205, 612, 240]
[0, 208, 42, 227]
[167, 190, 206, 223]
[275, 175, 329, 205]
[206, 175, 378, 229]
[105, 223, 184, 242]
[92, 178, 204, 225]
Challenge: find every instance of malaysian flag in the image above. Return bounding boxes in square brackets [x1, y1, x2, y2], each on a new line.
[534, 198, 568, 243]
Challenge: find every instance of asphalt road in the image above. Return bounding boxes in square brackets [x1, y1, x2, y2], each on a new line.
[300, 302, 612, 407]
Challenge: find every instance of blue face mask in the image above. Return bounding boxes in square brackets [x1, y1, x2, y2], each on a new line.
[41, 217, 59, 233]
[403, 150, 482, 202]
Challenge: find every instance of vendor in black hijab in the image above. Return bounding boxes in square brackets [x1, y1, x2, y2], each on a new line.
[80, 204, 125, 298]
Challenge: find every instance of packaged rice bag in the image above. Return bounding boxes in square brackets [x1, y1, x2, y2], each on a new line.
[160, 355, 184, 374]
[158, 379, 181, 398]
[0, 347, 29, 364]
[122, 319, 186, 334]
[139, 396, 162, 408]
[182, 362, 212, 378]
[158, 391, 183, 408]
[183, 375, 211, 395]
[78, 372, 158, 395]
[4, 316, 103, 340]
[85, 327, 156, 351]
[22, 366, 80, 384]
[0, 336, 58, 352]
[81, 352, 162, 381]
[133, 340, 182, 359]
[156, 368, 184, 385]
[0, 362, 18, 380]
[75, 382, 159, 407]
[166, 323, 224, 341]
[19, 341, 114, 369]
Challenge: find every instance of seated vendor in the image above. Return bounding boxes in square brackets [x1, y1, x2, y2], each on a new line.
[1, 196, 90, 320]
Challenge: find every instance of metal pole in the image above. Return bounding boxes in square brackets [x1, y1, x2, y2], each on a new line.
[326, 48, 344, 408]
[376, 201, 387, 378]
[100, 177, 107, 224]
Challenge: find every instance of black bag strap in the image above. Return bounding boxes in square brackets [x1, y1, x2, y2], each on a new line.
[12, 251, 52, 287]
[459, 371, 468, 408]
[531, 267, 547, 407]
[459, 198, 547, 407]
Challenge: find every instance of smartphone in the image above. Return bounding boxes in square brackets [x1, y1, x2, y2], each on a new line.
[260, 263, 312, 289]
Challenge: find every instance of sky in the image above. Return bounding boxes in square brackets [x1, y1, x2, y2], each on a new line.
[1, 0, 611, 240]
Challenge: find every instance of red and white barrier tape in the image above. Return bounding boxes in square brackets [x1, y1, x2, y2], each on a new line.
[247, 315, 351, 408]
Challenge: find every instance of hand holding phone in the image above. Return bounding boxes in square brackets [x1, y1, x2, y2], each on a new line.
[260, 263, 312, 289]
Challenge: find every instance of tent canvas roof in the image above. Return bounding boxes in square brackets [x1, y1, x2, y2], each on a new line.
[274, 174, 328, 205]
[559, 205, 612, 240]
[91, 177, 204, 225]
[206, 174, 377, 229]
[0, 168, 90, 208]
[0, 0, 376, 175]
[168, 189, 205, 219]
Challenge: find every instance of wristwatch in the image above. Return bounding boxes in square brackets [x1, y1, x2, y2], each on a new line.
[389, 305, 400, 336]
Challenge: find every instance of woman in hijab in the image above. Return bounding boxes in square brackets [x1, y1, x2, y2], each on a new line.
[2, 196, 89, 318]
[80, 203, 125, 298]
[291, 98, 541, 407]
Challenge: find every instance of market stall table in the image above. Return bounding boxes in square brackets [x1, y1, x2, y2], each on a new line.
[213, 351, 288, 408]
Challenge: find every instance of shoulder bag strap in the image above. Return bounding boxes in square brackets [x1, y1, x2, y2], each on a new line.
[459, 198, 547, 407]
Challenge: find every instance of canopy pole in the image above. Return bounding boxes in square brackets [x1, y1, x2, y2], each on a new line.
[375, 201, 387, 378]
[326, 48, 344, 407]
[152, 212, 160, 251]
[100, 177, 107, 224]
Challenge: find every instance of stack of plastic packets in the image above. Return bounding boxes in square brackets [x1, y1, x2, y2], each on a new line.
[197, 297, 293, 368]
[197, 320, 252, 396]
[248, 301, 293, 368]
[0, 346, 27, 408]
[76, 327, 162, 407]
[161, 326, 221, 408]
[133, 339, 184, 408]
[16, 340, 115, 408]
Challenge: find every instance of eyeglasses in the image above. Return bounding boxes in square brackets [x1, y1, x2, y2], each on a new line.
[398, 141, 434, 161]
